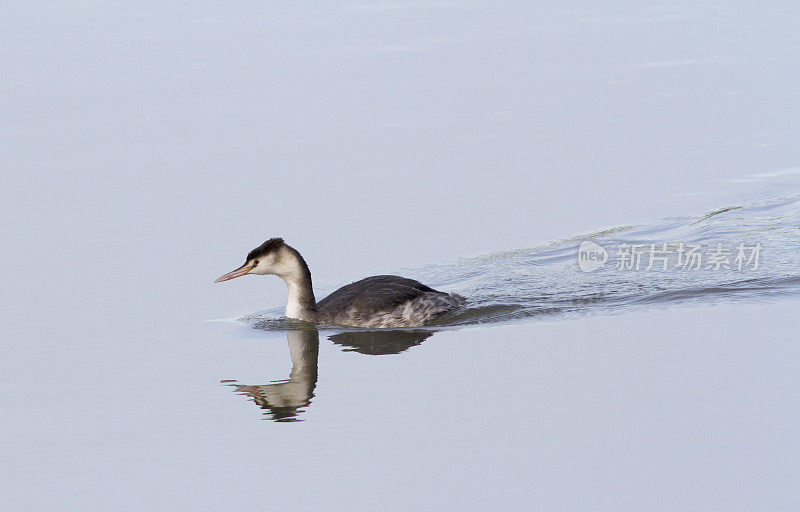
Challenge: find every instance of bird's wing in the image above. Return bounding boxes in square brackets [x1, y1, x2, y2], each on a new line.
[316, 275, 438, 313]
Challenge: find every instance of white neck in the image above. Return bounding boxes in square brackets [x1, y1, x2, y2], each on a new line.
[262, 244, 317, 323]
[285, 279, 315, 322]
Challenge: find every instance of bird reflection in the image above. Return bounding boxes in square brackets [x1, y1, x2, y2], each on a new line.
[223, 328, 319, 422]
[328, 329, 435, 355]
[224, 328, 437, 422]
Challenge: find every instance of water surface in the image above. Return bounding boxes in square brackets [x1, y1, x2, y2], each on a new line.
[3, 2, 800, 510]
[234, 173, 800, 424]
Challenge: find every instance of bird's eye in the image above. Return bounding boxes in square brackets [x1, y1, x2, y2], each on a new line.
[253, 260, 259, 265]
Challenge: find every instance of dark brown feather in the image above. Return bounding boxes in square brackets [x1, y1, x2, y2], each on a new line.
[247, 237, 285, 261]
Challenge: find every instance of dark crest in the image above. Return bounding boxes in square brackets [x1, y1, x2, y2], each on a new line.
[247, 237, 285, 261]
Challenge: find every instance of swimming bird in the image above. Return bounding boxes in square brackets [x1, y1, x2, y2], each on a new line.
[214, 238, 463, 328]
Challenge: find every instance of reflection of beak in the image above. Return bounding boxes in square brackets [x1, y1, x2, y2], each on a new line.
[214, 263, 255, 283]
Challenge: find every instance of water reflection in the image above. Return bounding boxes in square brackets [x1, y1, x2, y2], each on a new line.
[223, 328, 319, 422]
[224, 328, 437, 421]
[329, 329, 435, 355]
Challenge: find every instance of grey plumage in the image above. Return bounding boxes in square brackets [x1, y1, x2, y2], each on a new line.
[316, 275, 463, 328]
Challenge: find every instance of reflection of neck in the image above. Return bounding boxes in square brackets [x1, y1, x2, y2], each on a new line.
[229, 329, 320, 421]
[287, 329, 319, 382]
[282, 245, 317, 323]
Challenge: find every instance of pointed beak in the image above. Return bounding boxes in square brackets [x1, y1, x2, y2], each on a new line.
[214, 263, 255, 283]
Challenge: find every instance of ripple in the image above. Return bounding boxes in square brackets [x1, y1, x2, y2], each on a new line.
[244, 184, 800, 332]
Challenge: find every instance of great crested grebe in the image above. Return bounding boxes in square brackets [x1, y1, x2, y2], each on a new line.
[214, 238, 463, 328]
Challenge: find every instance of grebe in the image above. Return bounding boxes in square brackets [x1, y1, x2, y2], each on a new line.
[214, 238, 463, 328]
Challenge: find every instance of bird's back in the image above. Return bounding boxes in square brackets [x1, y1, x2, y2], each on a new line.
[316, 275, 462, 328]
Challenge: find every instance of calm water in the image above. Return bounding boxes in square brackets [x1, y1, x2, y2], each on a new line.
[237, 173, 800, 422]
[3, 2, 800, 510]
